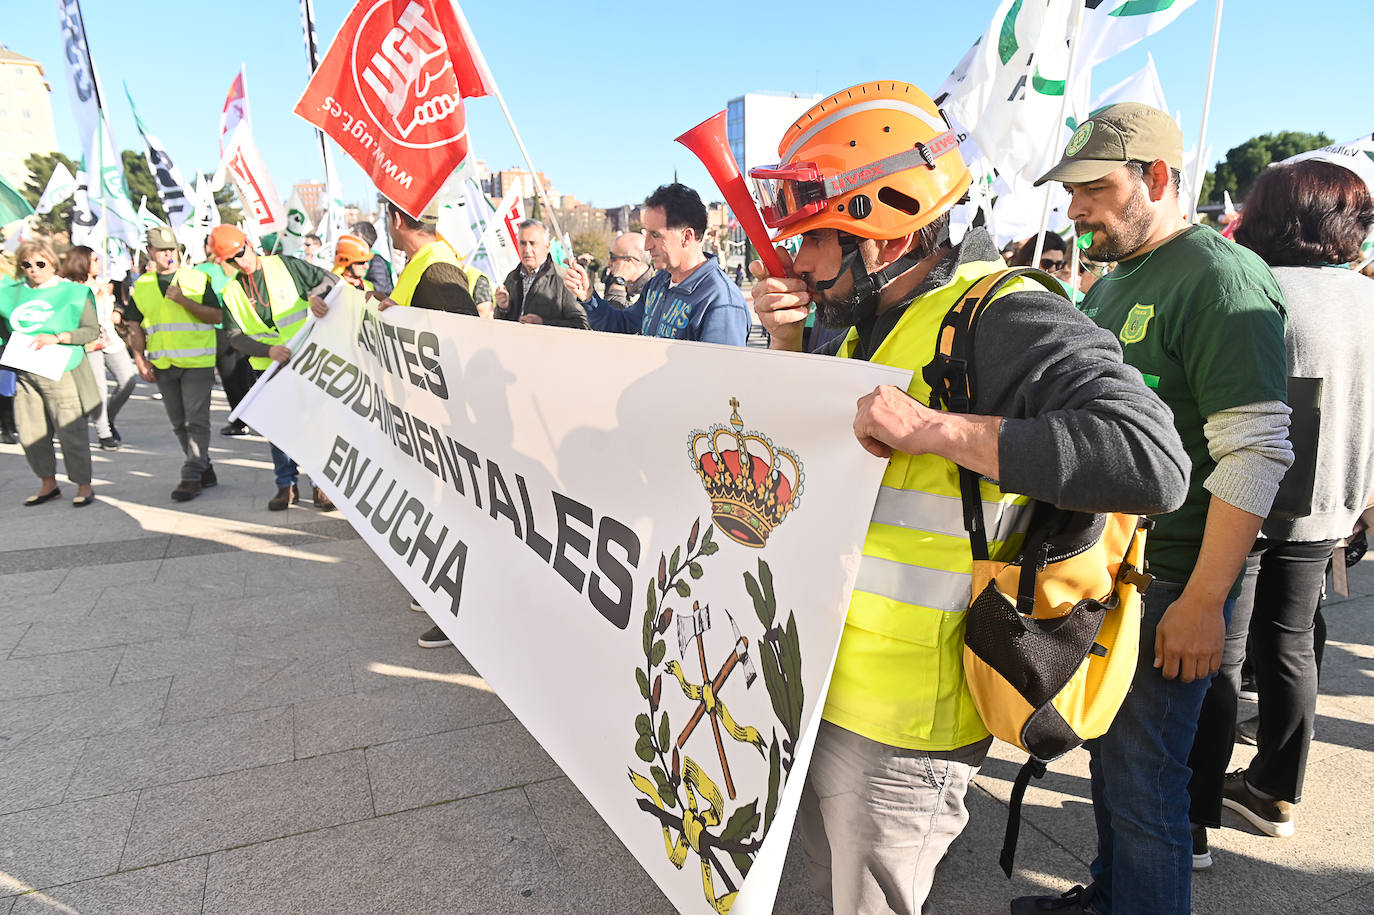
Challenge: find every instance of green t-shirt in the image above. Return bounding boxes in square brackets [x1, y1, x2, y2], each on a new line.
[1081, 226, 1288, 589]
[194, 261, 230, 296]
[0, 279, 95, 372]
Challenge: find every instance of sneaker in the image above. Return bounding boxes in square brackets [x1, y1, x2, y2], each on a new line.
[1222, 770, 1294, 837]
[1191, 823, 1212, 871]
[267, 484, 298, 511]
[1010, 884, 1103, 914]
[313, 485, 336, 512]
[110, 423, 121, 443]
[201, 466, 218, 488]
[221, 422, 249, 436]
[171, 479, 202, 502]
[99, 436, 120, 451]
[1238, 672, 1259, 703]
[1236, 715, 1258, 746]
[417, 625, 452, 649]
[409, 599, 425, 612]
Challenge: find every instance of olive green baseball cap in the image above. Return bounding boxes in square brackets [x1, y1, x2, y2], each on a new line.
[1034, 102, 1183, 187]
[146, 226, 178, 250]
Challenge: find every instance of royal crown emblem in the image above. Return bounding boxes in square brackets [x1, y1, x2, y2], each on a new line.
[689, 399, 804, 548]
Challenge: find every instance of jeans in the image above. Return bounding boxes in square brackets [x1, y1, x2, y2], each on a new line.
[1087, 581, 1233, 915]
[270, 444, 298, 488]
[87, 344, 138, 438]
[799, 721, 987, 915]
[154, 366, 214, 481]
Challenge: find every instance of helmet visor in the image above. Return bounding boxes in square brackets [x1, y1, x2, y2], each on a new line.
[749, 162, 828, 230]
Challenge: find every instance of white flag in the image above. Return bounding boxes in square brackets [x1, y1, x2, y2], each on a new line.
[1090, 53, 1168, 117]
[35, 162, 77, 215]
[219, 68, 249, 156]
[126, 84, 197, 228]
[1075, 0, 1199, 74]
[281, 187, 312, 256]
[216, 123, 286, 236]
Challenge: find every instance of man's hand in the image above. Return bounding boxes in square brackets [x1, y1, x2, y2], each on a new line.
[564, 262, 591, 302]
[364, 290, 398, 311]
[493, 284, 510, 313]
[268, 344, 292, 364]
[135, 356, 156, 383]
[519, 313, 544, 325]
[749, 249, 808, 351]
[309, 295, 329, 318]
[854, 385, 940, 459]
[1154, 591, 1226, 682]
[167, 284, 187, 306]
[476, 300, 495, 319]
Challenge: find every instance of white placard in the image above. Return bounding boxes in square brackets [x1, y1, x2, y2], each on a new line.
[1, 333, 69, 381]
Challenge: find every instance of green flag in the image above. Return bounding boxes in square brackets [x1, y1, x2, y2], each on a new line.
[0, 175, 35, 225]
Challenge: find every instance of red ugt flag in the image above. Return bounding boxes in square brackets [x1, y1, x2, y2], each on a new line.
[294, 0, 494, 217]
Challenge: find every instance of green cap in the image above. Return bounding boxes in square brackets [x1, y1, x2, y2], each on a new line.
[1034, 102, 1183, 187]
[146, 226, 178, 250]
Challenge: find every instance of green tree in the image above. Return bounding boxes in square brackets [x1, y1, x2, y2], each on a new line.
[208, 176, 242, 226]
[20, 151, 79, 235]
[1203, 131, 1332, 205]
[122, 149, 164, 220]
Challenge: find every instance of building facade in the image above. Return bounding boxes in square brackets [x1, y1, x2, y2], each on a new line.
[0, 46, 59, 191]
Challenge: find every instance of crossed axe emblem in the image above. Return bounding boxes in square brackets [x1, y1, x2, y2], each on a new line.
[672, 601, 761, 800]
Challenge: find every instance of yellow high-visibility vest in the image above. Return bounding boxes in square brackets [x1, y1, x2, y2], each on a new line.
[391, 238, 462, 307]
[824, 259, 1038, 751]
[131, 268, 215, 369]
[221, 255, 309, 370]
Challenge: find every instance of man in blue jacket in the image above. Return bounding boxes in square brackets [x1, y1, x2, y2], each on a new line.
[564, 183, 748, 345]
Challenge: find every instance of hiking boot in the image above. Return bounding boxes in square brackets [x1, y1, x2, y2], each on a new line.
[1010, 884, 1103, 914]
[417, 625, 452, 649]
[201, 466, 218, 488]
[221, 421, 249, 436]
[267, 484, 298, 511]
[1236, 714, 1258, 746]
[313, 485, 336, 512]
[1192, 823, 1212, 871]
[171, 479, 202, 502]
[1223, 770, 1294, 837]
[99, 436, 120, 451]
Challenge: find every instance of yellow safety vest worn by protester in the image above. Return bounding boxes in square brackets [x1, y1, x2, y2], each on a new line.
[390, 237, 462, 307]
[824, 258, 1039, 752]
[130, 268, 215, 369]
[221, 255, 310, 370]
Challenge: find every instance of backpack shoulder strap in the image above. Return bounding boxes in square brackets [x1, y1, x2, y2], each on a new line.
[921, 267, 1063, 560]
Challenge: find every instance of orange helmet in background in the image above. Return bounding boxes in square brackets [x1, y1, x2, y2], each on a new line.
[334, 234, 372, 269]
[750, 81, 971, 242]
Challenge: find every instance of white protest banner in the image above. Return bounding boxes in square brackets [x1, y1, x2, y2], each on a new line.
[234, 285, 909, 913]
[281, 187, 312, 256]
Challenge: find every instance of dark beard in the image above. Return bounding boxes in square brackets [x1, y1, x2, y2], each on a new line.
[1083, 186, 1154, 262]
[814, 294, 868, 329]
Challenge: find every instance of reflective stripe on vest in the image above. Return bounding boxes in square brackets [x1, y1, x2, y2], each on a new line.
[131, 268, 216, 369]
[391, 238, 462, 306]
[221, 255, 309, 370]
[821, 258, 1038, 752]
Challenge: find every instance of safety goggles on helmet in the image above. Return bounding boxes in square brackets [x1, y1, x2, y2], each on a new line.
[749, 130, 962, 231]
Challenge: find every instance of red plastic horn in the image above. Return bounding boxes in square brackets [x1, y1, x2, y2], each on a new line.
[675, 110, 787, 278]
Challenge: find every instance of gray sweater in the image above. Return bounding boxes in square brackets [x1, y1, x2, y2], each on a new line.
[1262, 266, 1374, 542]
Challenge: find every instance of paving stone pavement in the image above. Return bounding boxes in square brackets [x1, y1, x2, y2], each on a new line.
[1, 387, 1371, 913]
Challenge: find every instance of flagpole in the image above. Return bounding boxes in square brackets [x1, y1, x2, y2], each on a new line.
[300, 0, 342, 244]
[1033, 1, 1087, 268]
[1190, 0, 1224, 223]
[446, 2, 565, 241]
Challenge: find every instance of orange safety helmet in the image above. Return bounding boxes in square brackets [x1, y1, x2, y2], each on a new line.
[750, 81, 971, 242]
[334, 234, 372, 269]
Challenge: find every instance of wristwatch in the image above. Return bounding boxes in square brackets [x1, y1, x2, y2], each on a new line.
[610, 276, 626, 287]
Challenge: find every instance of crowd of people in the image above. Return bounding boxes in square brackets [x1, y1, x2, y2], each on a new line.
[1, 83, 1372, 914]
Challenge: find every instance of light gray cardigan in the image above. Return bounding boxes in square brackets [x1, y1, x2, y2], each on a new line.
[1264, 266, 1374, 542]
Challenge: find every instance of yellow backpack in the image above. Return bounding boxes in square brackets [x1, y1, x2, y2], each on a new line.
[923, 267, 1153, 877]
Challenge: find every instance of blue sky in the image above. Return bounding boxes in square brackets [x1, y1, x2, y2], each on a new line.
[9, 0, 1369, 208]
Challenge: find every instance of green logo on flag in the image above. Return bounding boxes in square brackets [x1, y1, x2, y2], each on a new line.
[1066, 122, 1094, 157]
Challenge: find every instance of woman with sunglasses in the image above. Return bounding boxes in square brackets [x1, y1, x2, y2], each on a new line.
[59, 245, 139, 450]
[0, 240, 100, 506]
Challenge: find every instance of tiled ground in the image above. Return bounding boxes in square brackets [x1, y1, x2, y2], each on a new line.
[1, 387, 1370, 913]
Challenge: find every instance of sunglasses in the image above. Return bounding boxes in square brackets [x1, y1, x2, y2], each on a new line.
[20, 260, 48, 269]
[1039, 257, 1066, 270]
[225, 246, 247, 263]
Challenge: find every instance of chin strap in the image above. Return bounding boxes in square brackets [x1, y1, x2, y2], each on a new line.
[812, 223, 951, 322]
